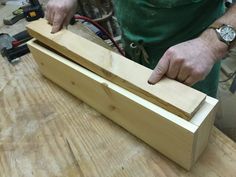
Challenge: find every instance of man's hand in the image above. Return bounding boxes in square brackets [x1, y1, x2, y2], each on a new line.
[148, 30, 228, 86]
[46, 0, 78, 33]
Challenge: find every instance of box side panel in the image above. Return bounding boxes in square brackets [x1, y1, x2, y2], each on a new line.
[28, 41, 196, 170]
[192, 100, 218, 165]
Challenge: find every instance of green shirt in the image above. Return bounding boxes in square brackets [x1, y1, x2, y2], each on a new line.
[113, 0, 225, 97]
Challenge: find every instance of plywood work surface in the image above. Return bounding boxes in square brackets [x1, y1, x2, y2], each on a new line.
[0, 5, 236, 176]
[26, 19, 206, 120]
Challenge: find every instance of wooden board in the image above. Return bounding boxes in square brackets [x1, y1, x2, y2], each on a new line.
[26, 19, 206, 120]
[28, 39, 218, 170]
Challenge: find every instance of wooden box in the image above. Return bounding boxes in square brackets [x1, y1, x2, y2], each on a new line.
[27, 39, 217, 170]
[27, 19, 218, 170]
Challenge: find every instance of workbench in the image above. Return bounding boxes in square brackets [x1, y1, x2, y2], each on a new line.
[0, 5, 236, 177]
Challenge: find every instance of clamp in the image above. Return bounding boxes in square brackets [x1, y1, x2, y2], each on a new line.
[0, 30, 32, 63]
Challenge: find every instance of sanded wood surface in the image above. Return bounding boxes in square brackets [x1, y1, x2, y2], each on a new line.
[1, 5, 236, 176]
[26, 19, 206, 120]
[28, 40, 199, 169]
[29, 39, 221, 170]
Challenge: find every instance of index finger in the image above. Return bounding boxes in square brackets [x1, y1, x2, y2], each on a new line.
[51, 12, 66, 33]
[148, 55, 170, 84]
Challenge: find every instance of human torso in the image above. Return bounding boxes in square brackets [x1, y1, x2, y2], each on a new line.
[114, 0, 224, 67]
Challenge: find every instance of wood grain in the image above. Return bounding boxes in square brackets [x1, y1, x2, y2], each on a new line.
[1, 45, 236, 177]
[26, 19, 206, 120]
[28, 39, 199, 169]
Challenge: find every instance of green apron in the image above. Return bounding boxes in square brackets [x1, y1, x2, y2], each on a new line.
[113, 0, 225, 97]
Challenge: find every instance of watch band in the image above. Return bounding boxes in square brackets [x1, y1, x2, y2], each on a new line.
[208, 22, 236, 50]
[208, 22, 222, 30]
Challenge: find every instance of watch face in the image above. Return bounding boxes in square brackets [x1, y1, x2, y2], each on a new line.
[220, 25, 236, 42]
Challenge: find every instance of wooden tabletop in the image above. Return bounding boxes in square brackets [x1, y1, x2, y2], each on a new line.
[1, 5, 236, 177]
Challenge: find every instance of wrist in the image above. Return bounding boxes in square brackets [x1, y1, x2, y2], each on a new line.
[199, 28, 228, 61]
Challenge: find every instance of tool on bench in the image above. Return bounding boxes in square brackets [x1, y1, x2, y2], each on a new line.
[0, 30, 32, 63]
[3, 0, 44, 25]
[23, 0, 44, 22]
[3, 7, 25, 25]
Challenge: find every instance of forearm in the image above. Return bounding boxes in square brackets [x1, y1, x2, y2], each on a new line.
[149, 4, 236, 86]
[217, 3, 236, 26]
[200, 4, 236, 61]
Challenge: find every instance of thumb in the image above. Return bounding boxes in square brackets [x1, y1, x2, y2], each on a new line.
[148, 55, 170, 84]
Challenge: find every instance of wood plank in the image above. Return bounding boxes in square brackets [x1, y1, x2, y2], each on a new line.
[26, 19, 206, 120]
[28, 39, 200, 170]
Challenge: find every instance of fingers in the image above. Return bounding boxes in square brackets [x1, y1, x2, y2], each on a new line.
[148, 55, 170, 84]
[45, 0, 75, 33]
[63, 13, 73, 27]
[177, 65, 191, 82]
[166, 58, 182, 79]
[184, 76, 198, 86]
[147, 49, 201, 86]
[147, 38, 216, 86]
[45, 2, 54, 24]
[184, 70, 206, 86]
[51, 12, 66, 33]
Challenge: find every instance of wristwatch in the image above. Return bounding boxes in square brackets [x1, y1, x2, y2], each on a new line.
[208, 23, 236, 48]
